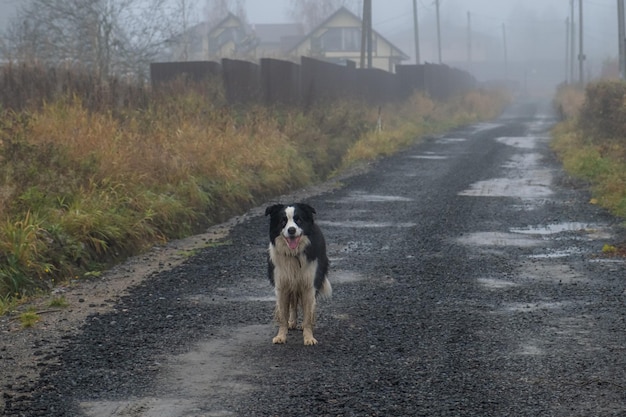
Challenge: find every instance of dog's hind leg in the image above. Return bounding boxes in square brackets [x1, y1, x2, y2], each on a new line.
[301, 289, 318, 345]
[272, 290, 290, 344]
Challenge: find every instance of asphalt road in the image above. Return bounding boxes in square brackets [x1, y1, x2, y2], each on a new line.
[6, 99, 626, 416]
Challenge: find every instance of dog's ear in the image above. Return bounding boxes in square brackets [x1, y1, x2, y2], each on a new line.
[298, 203, 317, 217]
[265, 204, 284, 217]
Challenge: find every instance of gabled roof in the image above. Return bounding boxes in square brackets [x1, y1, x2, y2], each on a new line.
[288, 7, 409, 60]
[254, 23, 305, 52]
[207, 12, 252, 37]
[254, 23, 304, 44]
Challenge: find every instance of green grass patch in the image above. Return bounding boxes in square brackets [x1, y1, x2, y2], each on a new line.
[19, 309, 41, 328]
[551, 81, 626, 220]
[48, 296, 69, 308]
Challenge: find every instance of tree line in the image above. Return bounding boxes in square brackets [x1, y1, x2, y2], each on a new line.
[0, 0, 358, 80]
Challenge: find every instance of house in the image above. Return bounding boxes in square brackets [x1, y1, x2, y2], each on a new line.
[253, 23, 305, 58]
[167, 13, 258, 61]
[287, 7, 409, 72]
[165, 7, 408, 73]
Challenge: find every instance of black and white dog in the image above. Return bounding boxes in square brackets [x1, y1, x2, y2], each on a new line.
[265, 203, 331, 345]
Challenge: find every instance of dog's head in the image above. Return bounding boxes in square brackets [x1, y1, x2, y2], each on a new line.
[265, 203, 316, 252]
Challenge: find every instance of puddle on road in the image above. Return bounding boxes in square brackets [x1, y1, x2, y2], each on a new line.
[457, 232, 540, 247]
[335, 191, 413, 203]
[459, 153, 552, 198]
[501, 153, 542, 169]
[459, 177, 553, 198]
[82, 397, 205, 417]
[518, 262, 587, 284]
[517, 341, 544, 356]
[436, 137, 467, 144]
[459, 138, 554, 200]
[332, 270, 366, 283]
[81, 325, 267, 417]
[318, 220, 416, 229]
[330, 240, 376, 254]
[501, 300, 573, 313]
[496, 136, 539, 149]
[477, 277, 519, 289]
[510, 222, 598, 236]
[409, 154, 448, 160]
[471, 122, 504, 133]
[527, 248, 587, 259]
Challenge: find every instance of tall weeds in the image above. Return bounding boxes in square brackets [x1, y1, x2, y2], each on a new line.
[342, 88, 509, 166]
[551, 81, 626, 220]
[0, 63, 508, 307]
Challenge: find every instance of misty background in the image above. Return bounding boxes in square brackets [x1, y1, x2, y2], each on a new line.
[0, 0, 619, 93]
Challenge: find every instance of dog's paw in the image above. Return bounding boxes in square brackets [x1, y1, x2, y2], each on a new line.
[303, 336, 318, 346]
[272, 335, 287, 344]
[288, 320, 297, 329]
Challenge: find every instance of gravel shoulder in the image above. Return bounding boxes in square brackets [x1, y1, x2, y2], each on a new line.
[3, 100, 626, 417]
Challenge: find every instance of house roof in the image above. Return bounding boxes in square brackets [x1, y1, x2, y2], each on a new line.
[253, 23, 305, 51]
[254, 23, 304, 44]
[288, 7, 409, 60]
[207, 13, 251, 37]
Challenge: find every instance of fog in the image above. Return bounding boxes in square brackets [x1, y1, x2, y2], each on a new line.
[0, 0, 619, 92]
[248, 2, 616, 57]
[246, 0, 618, 92]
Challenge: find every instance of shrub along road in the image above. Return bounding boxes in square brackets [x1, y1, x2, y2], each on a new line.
[3, 100, 626, 416]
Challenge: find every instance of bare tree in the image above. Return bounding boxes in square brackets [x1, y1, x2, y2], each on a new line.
[204, 0, 247, 27]
[288, 0, 360, 32]
[1, 0, 181, 79]
[167, 0, 200, 61]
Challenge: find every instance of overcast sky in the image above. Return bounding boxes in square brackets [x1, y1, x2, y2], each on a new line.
[0, 0, 619, 80]
[245, 0, 616, 58]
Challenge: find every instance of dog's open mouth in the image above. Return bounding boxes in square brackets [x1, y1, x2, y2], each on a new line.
[285, 236, 301, 250]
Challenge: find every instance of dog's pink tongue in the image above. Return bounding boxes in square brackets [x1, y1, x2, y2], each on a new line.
[287, 236, 300, 250]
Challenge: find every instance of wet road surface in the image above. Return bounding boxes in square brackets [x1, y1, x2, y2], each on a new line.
[7, 100, 626, 416]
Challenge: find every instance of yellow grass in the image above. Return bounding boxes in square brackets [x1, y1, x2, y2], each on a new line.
[0, 75, 509, 306]
[551, 81, 626, 220]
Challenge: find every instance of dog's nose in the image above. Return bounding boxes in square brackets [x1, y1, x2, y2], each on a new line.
[287, 227, 296, 235]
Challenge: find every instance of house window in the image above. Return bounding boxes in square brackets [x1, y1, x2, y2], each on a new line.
[320, 28, 363, 52]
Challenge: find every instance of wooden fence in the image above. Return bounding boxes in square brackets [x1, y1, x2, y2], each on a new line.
[150, 57, 477, 107]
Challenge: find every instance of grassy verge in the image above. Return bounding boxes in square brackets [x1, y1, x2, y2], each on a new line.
[0, 65, 509, 314]
[551, 81, 626, 219]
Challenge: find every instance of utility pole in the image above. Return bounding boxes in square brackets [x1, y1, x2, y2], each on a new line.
[360, 0, 366, 69]
[435, 0, 442, 64]
[360, 0, 372, 69]
[618, 0, 626, 79]
[467, 11, 472, 72]
[570, 0, 575, 83]
[366, 0, 372, 68]
[565, 17, 570, 83]
[502, 23, 508, 79]
[579, 0, 584, 85]
[413, 0, 421, 64]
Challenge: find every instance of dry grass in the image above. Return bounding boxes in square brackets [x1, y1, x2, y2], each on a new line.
[554, 84, 585, 120]
[551, 81, 626, 220]
[0, 64, 510, 310]
[342, 88, 510, 166]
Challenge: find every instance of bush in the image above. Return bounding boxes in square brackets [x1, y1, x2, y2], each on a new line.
[578, 81, 626, 141]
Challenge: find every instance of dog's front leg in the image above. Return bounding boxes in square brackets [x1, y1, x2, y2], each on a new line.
[301, 289, 318, 345]
[288, 295, 299, 329]
[273, 289, 290, 344]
